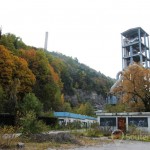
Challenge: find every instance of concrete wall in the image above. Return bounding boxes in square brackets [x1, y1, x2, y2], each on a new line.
[57, 117, 96, 127]
[96, 112, 150, 133]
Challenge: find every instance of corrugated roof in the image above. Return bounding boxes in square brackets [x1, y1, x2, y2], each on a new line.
[54, 112, 97, 120]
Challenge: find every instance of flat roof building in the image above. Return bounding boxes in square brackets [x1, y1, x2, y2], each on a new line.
[96, 111, 150, 133]
[54, 112, 97, 128]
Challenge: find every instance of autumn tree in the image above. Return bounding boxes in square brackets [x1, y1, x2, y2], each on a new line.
[46, 52, 75, 95]
[0, 45, 35, 113]
[19, 49, 64, 111]
[111, 62, 150, 112]
[46, 51, 65, 75]
[76, 102, 95, 116]
[0, 85, 5, 113]
[104, 103, 126, 113]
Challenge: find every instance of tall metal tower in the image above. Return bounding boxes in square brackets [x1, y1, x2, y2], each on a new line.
[107, 27, 150, 105]
[44, 32, 48, 51]
[121, 27, 150, 69]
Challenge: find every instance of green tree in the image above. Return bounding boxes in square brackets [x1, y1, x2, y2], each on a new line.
[49, 51, 113, 98]
[21, 93, 43, 116]
[19, 49, 63, 111]
[77, 102, 95, 116]
[62, 102, 72, 112]
[104, 104, 126, 113]
[0, 33, 27, 53]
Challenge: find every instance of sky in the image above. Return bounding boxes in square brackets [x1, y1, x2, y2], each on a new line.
[1, 0, 150, 78]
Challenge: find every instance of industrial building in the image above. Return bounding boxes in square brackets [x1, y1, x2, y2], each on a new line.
[54, 112, 97, 128]
[101, 28, 150, 132]
[121, 27, 150, 69]
[107, 27, 150, 104]
[96, 111, 150, 133]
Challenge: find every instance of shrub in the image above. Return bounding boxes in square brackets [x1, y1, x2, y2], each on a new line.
[20, 111, 49, 136]
[85, 128, 102, 137]
[127, 125, 141, 135]
[0, 126, 19, 148]
[99, 126, 112, 136]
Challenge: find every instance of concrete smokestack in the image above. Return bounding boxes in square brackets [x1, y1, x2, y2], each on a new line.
[44, 32, 48, 51]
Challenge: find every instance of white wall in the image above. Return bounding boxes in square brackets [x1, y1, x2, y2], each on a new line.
[97, 115, 150, 133]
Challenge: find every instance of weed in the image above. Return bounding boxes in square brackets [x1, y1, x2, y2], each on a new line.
[0, 126, 20, 148]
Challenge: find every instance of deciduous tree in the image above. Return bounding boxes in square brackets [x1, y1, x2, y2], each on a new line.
[111, 63, 150, 112]
[0, 45, 35, 113]
[19, 49, 63, 111]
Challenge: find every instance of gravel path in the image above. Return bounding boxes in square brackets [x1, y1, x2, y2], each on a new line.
[68, 140, 150, 150]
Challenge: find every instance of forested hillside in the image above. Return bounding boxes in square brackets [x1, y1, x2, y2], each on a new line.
[0, 33, 114, 116]
[50, 52, 114, 110]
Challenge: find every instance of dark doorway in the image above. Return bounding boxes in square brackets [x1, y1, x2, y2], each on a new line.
[118, 117, 126, 133]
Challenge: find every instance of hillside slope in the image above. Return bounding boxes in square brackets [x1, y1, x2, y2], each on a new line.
[0, 33, 114, 114]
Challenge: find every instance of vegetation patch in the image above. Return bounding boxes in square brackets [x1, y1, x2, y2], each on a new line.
[0, 126, 20, 149]
[30, 132, 81, 144]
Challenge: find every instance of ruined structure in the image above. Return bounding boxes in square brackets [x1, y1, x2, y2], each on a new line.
[121, 27, 150, 68]
[107, 27, 150, 104]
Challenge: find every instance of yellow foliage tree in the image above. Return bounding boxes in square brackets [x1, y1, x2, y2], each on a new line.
[0, 45, 35, 113]
[19, 49, 63, 111]
[111, 62, 150, 112]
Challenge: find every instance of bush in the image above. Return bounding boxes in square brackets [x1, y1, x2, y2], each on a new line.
[20, 111, 49, 136]
[66, 121, 82, 129]
[71, 130, 85, 137]
[0, 126, 19, 148]
[85, 129, 101, 137]
[99, 126, 112, 136]
[128, 125, 138, 134]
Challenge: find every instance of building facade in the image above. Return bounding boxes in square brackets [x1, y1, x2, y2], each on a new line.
[96, 111, 150, 133]
[54, 112, 97, 128]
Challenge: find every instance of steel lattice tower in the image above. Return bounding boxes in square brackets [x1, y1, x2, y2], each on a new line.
[121, 27, 150, 69]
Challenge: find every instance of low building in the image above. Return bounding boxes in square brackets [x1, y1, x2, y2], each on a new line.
[96, 111, 150, 133]
[54, 112, 97, 128]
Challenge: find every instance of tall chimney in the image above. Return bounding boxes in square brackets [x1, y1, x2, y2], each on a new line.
[44, 32, 48, 51]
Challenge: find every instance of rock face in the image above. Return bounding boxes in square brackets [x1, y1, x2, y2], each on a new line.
[30, 132, 81, 145]
[65, 89, 106, 109]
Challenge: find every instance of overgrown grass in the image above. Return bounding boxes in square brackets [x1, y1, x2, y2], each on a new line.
[124, 125, 150, 142]
[0, 124, 112, 150]
[71, 127, 111, 137]
[22, 135, 110, 150]
[0, 126, 20, 149]
[83, 129, 103, 137]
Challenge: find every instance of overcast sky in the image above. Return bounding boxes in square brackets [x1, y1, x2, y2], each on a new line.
[1, 0, 150, 78]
